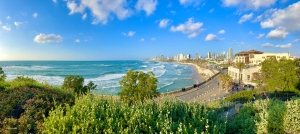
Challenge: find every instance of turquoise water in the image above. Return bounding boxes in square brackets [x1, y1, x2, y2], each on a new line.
[0, 61, 201, 95]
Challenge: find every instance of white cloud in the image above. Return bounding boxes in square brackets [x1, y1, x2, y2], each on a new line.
[6, 16, 10, 20]
[14, 22, 22, 26]
[261, 43, 273, 47]
[82, 13, 87, 20]
[122, 31, 135, 37]
[66, 0, 132, 24]
[33, 13, 38, 18]
[205, 34, 221, 41]
[135, 0, 158, 16]
[139, 38, 145, 42]
[257, 33, 264, 39]
[170, 10, 176, 14]
[293, 39, 300, 42]
[260, 1, 300, 39]
[221, 0, 276, 10]
[274, 43, 292, 48]
[266, 28, 288, 39]
[151, 37, 156, 40]
[167, 2, 172, 8]
[248, 31, 254, 35]
[209, 8, 214, 13]
[159, 19, 170, 28]
[218, 30, 225, 34]
[179, 0, 201, 6]
[53, 0, 57, 3]
[2, 25, 11, 31]
[34, 34, 63, 43]
[75, 39, 80, 42]
[238, 13, 253, 24]
[170, 17, 204, 38]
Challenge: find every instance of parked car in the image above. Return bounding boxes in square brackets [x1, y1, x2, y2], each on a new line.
[241, 84, 255, 90]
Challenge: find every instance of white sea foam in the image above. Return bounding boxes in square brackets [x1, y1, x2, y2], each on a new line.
[6, 75, 64, 85]
[3, 66, 53, 70]
[152, 65, 166, 77]
[141, 65, 147, 68]
[96, 64, 112, 67]
[157, 77, 177, 89]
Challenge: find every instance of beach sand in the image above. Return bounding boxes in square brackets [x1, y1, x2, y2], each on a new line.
[180, 63, 215, 81]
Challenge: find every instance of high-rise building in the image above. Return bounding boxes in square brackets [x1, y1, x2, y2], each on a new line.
[229, 48, 233, 59]
[195, 53, 199, 60]
[212, 52, 215, 59]
[207, 52, 211, 59]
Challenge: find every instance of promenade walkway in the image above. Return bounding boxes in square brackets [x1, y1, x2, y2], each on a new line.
[163, 69, 230, 103]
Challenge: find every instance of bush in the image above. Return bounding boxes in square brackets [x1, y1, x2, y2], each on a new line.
[43, 96, 227, 133]
[228, 98, 300, 134]
[0, 87, 74, 133]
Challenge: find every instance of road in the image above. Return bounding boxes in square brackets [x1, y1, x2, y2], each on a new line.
[170, 69, 230, 103]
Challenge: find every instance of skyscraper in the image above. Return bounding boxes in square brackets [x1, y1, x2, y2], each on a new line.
[207, 52, 211, 59]
[195, 53, 199, 60]
[229, 48, 233, 59]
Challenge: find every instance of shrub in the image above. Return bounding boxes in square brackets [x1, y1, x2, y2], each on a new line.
[0, 87, 74, 133]
[43, 96, 227, 133]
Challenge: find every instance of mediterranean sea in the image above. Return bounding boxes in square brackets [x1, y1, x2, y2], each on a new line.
[0, 61, 201, 95]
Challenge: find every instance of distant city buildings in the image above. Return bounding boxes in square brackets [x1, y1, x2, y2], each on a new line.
[229, 48, 233, 59]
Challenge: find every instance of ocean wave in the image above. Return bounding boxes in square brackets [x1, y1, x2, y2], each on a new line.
[152, 65, 166, 77]
[141, 65, 147, 68]
[96, 64, 112, 67]
[86, 74, 125, 81]
[6, 75, 64, 85]
[157, 78, 177, 90]
[3, 65, 53, 70]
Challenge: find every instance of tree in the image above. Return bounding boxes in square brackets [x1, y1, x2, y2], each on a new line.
[0, 67, 6, 81]
[218, 74, 233, 92]
[118, 70, 159, 104]
[235, 62, 245, 84]
[86, 81, 97, 90]
[62, 75, 85, 94]
[259, 57, 298, 92]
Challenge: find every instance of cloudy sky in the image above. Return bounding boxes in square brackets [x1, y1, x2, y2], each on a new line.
[0, 0, 299, 60]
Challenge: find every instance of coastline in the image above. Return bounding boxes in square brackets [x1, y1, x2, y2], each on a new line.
[179, 62, 215, 82]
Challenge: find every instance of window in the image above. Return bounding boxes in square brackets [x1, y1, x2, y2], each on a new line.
[262, 56, 265, 59]
[277, 56, 280, 58]
[247, 75, 250, 81]
[283, 56, 286, 58]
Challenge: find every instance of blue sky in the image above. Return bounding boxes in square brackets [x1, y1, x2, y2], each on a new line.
[0, 0, 299, 60]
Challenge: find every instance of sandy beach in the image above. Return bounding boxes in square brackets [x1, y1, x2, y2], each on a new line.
[180, 62, 215, 81]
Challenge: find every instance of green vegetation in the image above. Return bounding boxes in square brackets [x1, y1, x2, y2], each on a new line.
[62, 75, 97, 95]
[227, 99, 300, 134]
[257, 57, 299, 92]
[118, 70, 159, 104]
[0, 77, 74, 133]
[1, 67, 300, 133]
[43, 95, 227, 133]
[0, 67, 6, 82]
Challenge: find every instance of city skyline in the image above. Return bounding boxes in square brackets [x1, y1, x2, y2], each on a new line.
[0, 0, 300, 60]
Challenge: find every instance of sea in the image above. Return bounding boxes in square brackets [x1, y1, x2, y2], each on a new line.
[0, 61, 202, 95]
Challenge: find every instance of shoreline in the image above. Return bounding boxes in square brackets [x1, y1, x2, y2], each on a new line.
[179, 62, 215, 82]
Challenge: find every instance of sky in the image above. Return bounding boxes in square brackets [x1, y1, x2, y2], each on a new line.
[0, 0, 300, 60]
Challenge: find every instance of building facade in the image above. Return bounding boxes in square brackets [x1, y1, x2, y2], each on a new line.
[249, 52, 294, 64]
[228, 66, 260, 85]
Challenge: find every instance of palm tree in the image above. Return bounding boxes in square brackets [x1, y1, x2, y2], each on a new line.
[235, 62, 245, 84]
[218, 74, 233, 92]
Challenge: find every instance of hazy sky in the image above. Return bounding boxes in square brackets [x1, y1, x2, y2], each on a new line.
[0, 0, 299, 60]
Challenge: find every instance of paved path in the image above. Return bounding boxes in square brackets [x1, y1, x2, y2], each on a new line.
[164, 69, 230, 103]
